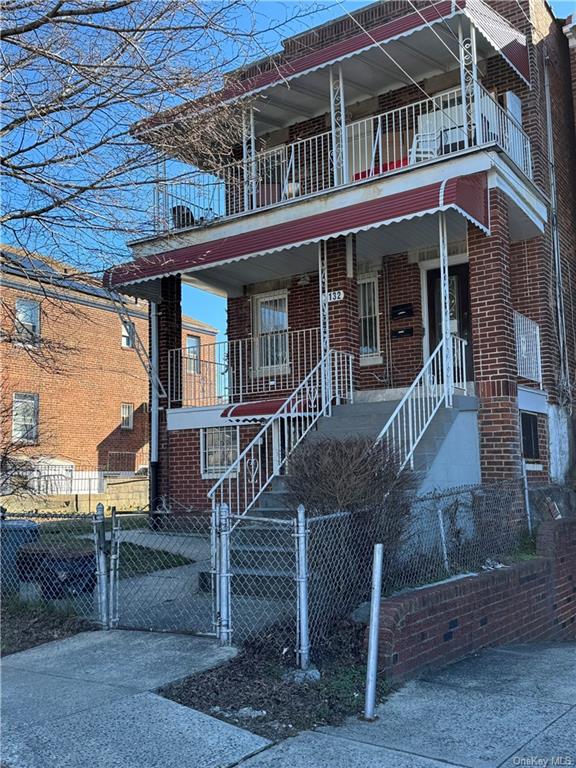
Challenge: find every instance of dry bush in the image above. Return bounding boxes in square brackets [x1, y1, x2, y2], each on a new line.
[285, 436, 416, 515]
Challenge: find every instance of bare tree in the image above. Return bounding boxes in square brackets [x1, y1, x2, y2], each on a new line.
[1, 0, 315, 273]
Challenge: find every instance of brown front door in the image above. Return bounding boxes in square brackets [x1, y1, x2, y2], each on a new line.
[427, 263, 472, 376]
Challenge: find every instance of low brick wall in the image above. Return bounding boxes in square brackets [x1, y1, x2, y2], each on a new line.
[375, 520, 576, 683]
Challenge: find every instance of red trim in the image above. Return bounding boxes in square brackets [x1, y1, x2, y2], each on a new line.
[221, 399, 285, 418]
[106, 172, 488, 288]
[217, 1, 459, 101]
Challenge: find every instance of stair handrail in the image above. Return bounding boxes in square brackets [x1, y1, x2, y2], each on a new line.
[208, 349, 353, 521]
[375, 337, 466, 471]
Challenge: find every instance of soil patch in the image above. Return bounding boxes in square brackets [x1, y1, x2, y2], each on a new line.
[160, 619, 390, 741]
[1, 601, 96, 656]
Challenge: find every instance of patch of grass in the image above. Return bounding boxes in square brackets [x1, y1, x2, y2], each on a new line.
[118, 543, 192, 578]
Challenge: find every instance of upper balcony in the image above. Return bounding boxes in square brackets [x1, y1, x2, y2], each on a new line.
[152, 83, 531, 235]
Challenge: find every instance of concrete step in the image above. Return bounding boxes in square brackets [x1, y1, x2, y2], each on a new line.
[230, 543, 294, 571]
[199, 566, 295, 597]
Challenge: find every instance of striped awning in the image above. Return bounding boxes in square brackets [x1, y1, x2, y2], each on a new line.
[105, 172, 488, 290]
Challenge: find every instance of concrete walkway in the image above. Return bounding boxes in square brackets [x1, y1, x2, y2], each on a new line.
[2, 637, 574, 767]
[239, 642, 576, 768]
[1, 631, 268, 768]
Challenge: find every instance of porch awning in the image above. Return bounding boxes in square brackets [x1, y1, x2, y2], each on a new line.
[105, 172, 488, 291]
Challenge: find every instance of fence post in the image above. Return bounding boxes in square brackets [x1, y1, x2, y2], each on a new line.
[219, 503, 232, 645]
[522, 462, 533, 535]
[92, 502, 109, 629]
[364, 542, 384, 722]
[108, 506, 120, 628]
[211, 503, 220, 637]
[295, 504, 310, 670]
[437, 508, 450, 575]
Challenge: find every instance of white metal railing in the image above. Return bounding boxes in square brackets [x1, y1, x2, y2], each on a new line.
[375, 336, 467, 472]
[514, 311, 542, 385]
[153, 84, 532, 232]
[208, 349, 353, 520]
[169, 328, 321, 408]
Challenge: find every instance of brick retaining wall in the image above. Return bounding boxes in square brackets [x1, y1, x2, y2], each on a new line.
[374, 519, 576, 683]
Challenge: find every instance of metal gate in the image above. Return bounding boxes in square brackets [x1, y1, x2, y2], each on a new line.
[94, 507, 217, 636]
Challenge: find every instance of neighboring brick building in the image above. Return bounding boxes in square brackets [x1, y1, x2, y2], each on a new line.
[106, 0, 576, 514]
[0, 245, 217, 484]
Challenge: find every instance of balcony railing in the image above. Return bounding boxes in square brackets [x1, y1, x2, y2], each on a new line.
[168, 328, 321, 408]
[153, 84, 532, 234]
[514, 311, 542, 386]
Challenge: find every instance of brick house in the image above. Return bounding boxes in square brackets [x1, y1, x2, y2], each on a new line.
[105, 0, 576, 516]
[1, 245, 217, 489]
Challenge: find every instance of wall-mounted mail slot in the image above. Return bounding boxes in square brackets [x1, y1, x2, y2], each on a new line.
[391, 327, 414, 339]
[391, 303, 414, 319]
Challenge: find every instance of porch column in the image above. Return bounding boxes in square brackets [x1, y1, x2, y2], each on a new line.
[329, 66, 348, 185]
[241, 107, 257, 211]
[438, 212, 453, 407]
[156, 274, 182, 502]
[468, 190, 522, 481]
[458, 18, 480, 146]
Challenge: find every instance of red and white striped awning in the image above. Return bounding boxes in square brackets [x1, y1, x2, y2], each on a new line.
[106, 172, 488, 290]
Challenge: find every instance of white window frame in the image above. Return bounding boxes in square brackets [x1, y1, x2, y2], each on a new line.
[12, 392, 39, 443]
[121, 320, 135, 348]
[252, 290, 290, 376]
[120, 402, 134, 430]
[200, 426, 240, 479]
[358, 275, 381, 365]
[14, 298, 40, 346]
[185, 334, 201, 375]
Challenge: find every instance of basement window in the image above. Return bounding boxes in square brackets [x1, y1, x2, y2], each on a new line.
[201, 426, 239, 479]
[521, 412, 539, 461]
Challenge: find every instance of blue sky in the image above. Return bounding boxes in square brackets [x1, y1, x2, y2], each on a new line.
[182, 0, 575, 338]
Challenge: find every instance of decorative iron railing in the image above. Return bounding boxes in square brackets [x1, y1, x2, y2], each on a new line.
[153, 84, 532, 233]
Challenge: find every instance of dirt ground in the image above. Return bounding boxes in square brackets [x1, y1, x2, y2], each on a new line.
[0, 601, 96, 656]
[160, 619, 390, 741]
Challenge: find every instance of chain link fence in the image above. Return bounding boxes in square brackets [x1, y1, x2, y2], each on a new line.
[0, 480, 539, 661]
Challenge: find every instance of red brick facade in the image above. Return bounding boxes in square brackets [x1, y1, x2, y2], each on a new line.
[374, 518, 576, 684]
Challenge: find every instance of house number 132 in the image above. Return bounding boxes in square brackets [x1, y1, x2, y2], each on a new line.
[324, 290, 344, 303]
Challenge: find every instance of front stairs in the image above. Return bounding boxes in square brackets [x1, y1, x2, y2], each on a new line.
[200, 394, 479, 599]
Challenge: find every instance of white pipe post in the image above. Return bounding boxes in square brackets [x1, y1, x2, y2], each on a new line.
[457, 21, 470, 148]
[437, 508, 450, 575]
[338, 66, 348, 184]
[242, 108, 250, 211]
[364, 543, 384, 722]
[296, 504, 310, 670]
[438, 212, 453, 407]
[93, 502, 109, 629]
[329, 68, 339, 186]
[250, 106, 257, 210]
[219, 503, 232, 645]
[211, 502, 221, 636]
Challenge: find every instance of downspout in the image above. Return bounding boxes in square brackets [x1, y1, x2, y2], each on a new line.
[150, 301, 160, 511]
[543, 54, 571, 405]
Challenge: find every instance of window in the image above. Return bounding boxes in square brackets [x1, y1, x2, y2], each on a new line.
[121, 320, 135, 348]
[186, 335, 201, 375]
[120, 403, 134, 430]
[14, 299, 40, 345]
[253, 291, 289, 372]
[521, 412, 539, 461]
[201, 427, 239, 478]
[12, 393, 39, 442]
[358, 276, 380, 361]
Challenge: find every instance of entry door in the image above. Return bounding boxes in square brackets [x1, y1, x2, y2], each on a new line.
[427, 263, 472, 377]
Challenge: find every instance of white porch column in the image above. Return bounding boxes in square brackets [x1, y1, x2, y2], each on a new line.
[459, 19, 481, 147]
[249, 106, 257, 209]
[329, 66, 348, 186]
[438, 213, 453, 407]
[242, 107, 257, 210]
[318, 241, 331, 411]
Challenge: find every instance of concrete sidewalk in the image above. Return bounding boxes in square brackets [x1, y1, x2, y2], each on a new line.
[240, 642, 576, 768]
[1, 631, 269, 768]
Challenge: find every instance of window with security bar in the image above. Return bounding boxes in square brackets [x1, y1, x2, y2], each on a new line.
[120, 403, 134, 430]
[253, 291, 289, 373]
[185, 334, 201, 375]
[201, 426, 239, 478]
[12, 392, 39, 442]
[14, 298, 40, 345]
[358, 276, 380, 361]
